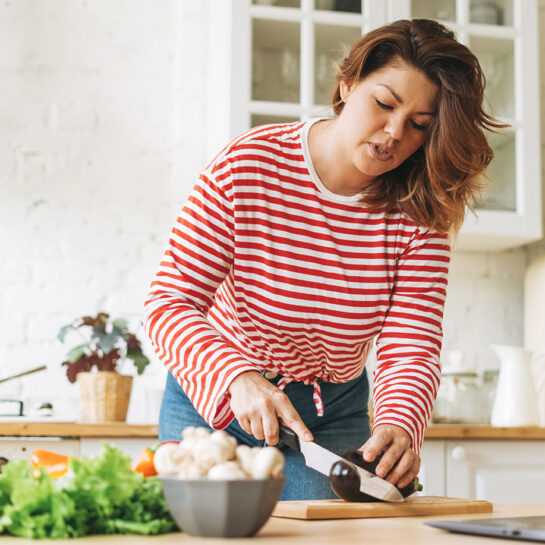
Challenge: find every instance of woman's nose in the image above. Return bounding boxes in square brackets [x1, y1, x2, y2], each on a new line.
[384, 116, 404, 141]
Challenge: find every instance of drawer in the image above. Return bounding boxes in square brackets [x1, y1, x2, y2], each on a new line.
[0, 437, 80, 462]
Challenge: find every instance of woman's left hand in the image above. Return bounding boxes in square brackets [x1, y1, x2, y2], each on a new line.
[360, 424, 420, 489]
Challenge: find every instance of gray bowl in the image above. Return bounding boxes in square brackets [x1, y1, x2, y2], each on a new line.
[159, 475, 285, 537]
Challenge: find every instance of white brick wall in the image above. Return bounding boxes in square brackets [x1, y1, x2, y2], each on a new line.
[0, 1, 542, 422]
[443, 247, 527, 373]
[0, 0, 198, 421]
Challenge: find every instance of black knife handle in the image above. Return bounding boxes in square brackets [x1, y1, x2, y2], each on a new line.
[279, 424, 301, 452]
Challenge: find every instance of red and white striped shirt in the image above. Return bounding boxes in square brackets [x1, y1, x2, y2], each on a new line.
[145, 119, 450, 453]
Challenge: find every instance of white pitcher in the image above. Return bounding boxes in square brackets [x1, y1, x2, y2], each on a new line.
[489, 344, 545, 427]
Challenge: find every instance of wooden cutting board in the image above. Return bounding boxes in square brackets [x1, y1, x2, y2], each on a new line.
[272, 496, 493, 520]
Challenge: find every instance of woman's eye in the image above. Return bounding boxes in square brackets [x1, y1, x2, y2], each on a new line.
[411, 120, 427, 131]
[375, 99, 393, 110]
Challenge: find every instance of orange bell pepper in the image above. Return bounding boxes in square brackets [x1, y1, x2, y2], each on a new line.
[132, 444, 160, 477]
[30, 449, 70, 479]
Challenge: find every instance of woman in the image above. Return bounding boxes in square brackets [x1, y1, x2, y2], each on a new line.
[145, 19, 502, 500]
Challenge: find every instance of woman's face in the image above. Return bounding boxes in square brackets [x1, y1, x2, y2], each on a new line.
[337, 60, 438, 183]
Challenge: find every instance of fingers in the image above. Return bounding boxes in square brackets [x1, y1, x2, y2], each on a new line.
[229, 373, 278, 440]
[239, 416, 266, 446]
[394, 455, 420, 489]
[249, 417, 265, 442]
[238, 416, 251, 436]
[277, 401, 313, 442]
[374, 439, 409, 479]
[378, 448, 419, 485]
[262, 410, 280, 445]
[362, 424, 418, 486]
[228, 372, 312, 444]
[277, 392, 314, 441]
[238, 395, 274, 442]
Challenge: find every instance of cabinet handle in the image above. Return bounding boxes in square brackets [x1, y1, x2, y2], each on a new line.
[451, 446, 467, 461]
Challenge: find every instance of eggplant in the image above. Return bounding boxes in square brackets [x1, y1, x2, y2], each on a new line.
[329, 449, 423, 502]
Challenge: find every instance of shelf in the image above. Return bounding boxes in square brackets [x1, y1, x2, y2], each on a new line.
[469, 0, 514, 27]
[250, 4, 366, 25]
[470, 35, 515, 119]
[457, 209, 541, 251]
[410, 0, 457, 22]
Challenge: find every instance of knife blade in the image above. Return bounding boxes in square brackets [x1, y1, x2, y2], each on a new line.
[278, 425, 404, 503]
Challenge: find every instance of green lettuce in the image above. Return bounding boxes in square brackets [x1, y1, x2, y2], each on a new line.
[0, 443, 177, 538]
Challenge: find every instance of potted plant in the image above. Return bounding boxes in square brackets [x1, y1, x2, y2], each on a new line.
[58, 312, 150, 423]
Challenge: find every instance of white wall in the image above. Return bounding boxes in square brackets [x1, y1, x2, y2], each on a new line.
[0, 0, 542, 421]
[0, 0, 210, 421]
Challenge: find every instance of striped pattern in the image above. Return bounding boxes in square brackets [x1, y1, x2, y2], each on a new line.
[145, 119, 450, 453]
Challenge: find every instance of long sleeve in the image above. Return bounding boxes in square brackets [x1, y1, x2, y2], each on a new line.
[372, 227, 450, 453]
[145, 119, 452, 440]
[144, 162, 258, 429]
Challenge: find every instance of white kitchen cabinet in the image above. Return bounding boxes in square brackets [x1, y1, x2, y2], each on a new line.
[79, 438, 153, 463]
[420, 439, 545, 502]
[0, 436, 154, 466]
[207, 0, 386, 160]
[0, 437, 80, 462]
[445, 439, 545, 502]
[208, 0, 541, 251]
[419, 440, 446, 496]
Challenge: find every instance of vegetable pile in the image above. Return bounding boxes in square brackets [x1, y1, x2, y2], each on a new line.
[153, 427, 285, 479]
[0, 444, 176, 539]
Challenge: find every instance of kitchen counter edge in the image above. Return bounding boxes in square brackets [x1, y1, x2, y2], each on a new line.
[425, 424, 545, 439]
[0, 503, 543, 544]
[1, 422, 545, 439]
[0, 422, 158, 437]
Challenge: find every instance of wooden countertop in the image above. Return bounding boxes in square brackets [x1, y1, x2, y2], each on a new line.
[0, 422, 158, 437]
[425, 424, 545, 439]
[1, 422, 545, 439]
[0, 503, 543, 543]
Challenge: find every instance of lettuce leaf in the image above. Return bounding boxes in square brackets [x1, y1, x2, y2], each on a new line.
[0, 444, 177, 538]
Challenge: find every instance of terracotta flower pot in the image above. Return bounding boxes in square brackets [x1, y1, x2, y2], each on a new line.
[77, 371, 133, 423]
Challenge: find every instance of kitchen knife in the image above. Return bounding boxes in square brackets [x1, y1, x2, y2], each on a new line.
[278, 424, 404, 503]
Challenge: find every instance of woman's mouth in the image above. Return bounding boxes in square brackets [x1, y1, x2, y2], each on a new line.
[368, 143, 393, 162]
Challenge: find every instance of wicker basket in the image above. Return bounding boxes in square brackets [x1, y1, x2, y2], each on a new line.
[77, 371, 133, 423]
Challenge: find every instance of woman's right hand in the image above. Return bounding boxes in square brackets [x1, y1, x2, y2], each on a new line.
[228, 371, 313, 446]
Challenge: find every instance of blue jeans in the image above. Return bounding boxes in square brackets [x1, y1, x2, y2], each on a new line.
[159, 371, 370, 500]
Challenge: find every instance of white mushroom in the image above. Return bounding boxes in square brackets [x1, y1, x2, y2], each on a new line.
[180, 427, 212, 453]
[193, 436, 234, 466]
[196, 427, 211, 438]
[177, 461, 209, 479]
[167, 426, 285, 480]
[179, 437, 199, 454]
[153, 443, 191, 474]
[181, 426, 197, 440]
[181, 426, 210, 441]
[236, 445, 260, 475]
[251, 447, 285, 479]
[210, 430, 237, 460]
[179, 427, 212, 453]
[208, 461, 249, 480]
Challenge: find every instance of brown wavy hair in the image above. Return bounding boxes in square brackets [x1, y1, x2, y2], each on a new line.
[332, 19, 506, 235]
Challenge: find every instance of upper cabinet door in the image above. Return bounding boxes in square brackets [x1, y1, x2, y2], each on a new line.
[248, 0, 386, 123]
[208, 0, 541, 251]
[207, 0, 386, 159]
[387, 0, 541, 250]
